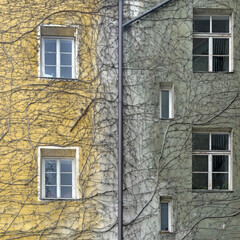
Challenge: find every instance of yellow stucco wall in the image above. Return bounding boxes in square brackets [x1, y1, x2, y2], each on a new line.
[0, 0, 101, 239]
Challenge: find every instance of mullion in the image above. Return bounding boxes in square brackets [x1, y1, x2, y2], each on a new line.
[57, 158, 60, 198]
[56, 39, 60, 78]
[209, 154, 212, 190]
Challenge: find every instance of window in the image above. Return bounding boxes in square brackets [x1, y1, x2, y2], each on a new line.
[38, 147, 79, 200]
[193, 14, 232, 72]
[160, 197, 172, 232]
[160, 86, 173, 119]
[40, 26, 77, 79]
[43, 158, 75, 199]
[192, 132, 231, 190]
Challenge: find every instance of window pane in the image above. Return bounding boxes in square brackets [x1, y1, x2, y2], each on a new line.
[192, 133, 209, 150]
[60, 67, 72, 78]
[161, 90, 169, 118]
[213, 57, 229, 72]
[61, 173, 72, 185]
[192, 173, 208, 189]
[45, 66, 56, 77]
[161, 203, 169, 231]
[212, 173, 228, 189]
[213, 39, 229, 55]
[45, 160, 56, 172]
[192, 155, 208, 171]
[45, 186, 57, 198]
[45, 39, 56, 52]
[211, 134, 229, 150]
[45, 53, 56, 65]
[60, 40, 72, 52]
[61, 54, 72, 65]
[193, 16, 210, 32]
[193, 38, 209, 55]
[61, 160, 72, 172]
[213, 155, 228, 172]
[45, 173, 57, 185]
[193, 56, 208, 72]
[212, 16, 229, 33]
[61, 187, 72, 198]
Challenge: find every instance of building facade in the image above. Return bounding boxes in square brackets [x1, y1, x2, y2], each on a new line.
[0, 0, 240, 239]
[113, 0, 240, 239]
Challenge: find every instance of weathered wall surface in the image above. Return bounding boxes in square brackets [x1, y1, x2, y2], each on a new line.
[117, 0, 240, 239]
[0, 0, 107, 239]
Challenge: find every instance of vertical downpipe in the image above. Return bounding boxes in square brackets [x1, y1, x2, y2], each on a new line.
[118, 0, 123, 239]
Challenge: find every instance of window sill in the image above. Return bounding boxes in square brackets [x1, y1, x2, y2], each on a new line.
[160, 231, 174, 234]
[192, 190, 233, 193]
[38, 76, 79, 81]
[193, 71, 234, 74]
[160, 118, 174, 120]
[39, 198, 79, 201]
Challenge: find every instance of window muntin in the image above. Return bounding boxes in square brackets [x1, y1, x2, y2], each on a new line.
[43, 158, 75, 199]
[160, 87, 173, 119]
[160, 197, 172, 233]
[192, 132, 231, 190]
[42, 38, 74, 79]
[193, 15, 232, 72]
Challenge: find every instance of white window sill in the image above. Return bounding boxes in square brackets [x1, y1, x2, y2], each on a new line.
[38, 76, 79, 81]
[192, 190, 233, 193]
[39, 198, 79, 201]
[193, 71, 234, 74]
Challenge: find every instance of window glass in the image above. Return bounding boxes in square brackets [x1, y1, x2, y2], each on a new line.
[213, 39, 229, 55]
[43, 158, 74, 199]
[211, 134, 229, 150]
[213, 57, 229, 72]
[161, 202, 169, 231]
[61, 187, 72, 198]
[192, 173, 208, 189]
[45, 53, 56, 65]
[212, 16, 229, 33]
[60, 40, 72, 52]
[193, 56, 208, 72]
[192, 133, 209, 150]
[45, 39, 56, 52]
[61, 54, 72, 65]
[45, 186, 57, 198]
[61, 174, 72, 185]
[61, 160, 72, 172]
[42, 38, 74, 78]
[45, 160, 56, 172]
[45, 66, 56, 78]
[193, 15, 231, 72]
[212, 173, 228, 189]
[193, 16, 210, 32]
[61, 67, 72, 78]
[193, 38, 209, 55]
[45, 173, 57, 185]
[192, 155, 208, 171]
[212, 155, 228, 171]
[161, 90, 169, 119]
[192, 132, 230, 190]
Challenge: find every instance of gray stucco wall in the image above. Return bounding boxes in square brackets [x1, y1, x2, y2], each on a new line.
[97, 0, 240, 239]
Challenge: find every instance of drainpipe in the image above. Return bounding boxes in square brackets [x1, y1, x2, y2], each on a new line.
[118, 0, 123, 239]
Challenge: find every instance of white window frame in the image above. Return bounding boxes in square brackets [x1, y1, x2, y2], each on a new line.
[160, 197, 173, 233]
[192, 132, 232, 191]
[193, 14, 233, 72]
[38, 146, 79, 200]
[160, 86, 174, 119]
[41, 37, 75, 78]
